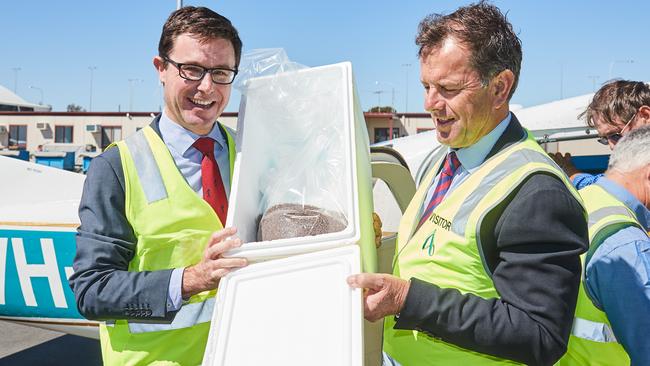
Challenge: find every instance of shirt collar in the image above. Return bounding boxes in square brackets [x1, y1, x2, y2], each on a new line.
[596, 176, 650, 230]
[450, 112, 512, 172]
[158, 111, 226, 156]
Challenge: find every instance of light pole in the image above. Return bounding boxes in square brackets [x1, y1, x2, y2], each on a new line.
[587, 75, 599, 92]
[372, 90, 386, 107]
[559, 62, 564, 99]
[402, 63, 411, 112]
[89, 66, 97, 111]
[11, 67, 21, 94]
[375, 81, 396, 110]
[128, 78, 143, 112]
[176, 0, 183, 9]
[158, 81, 163, 112]
[608, 60, 634, 79]
[375, 81, 399, 141]
[29, 85, 43, 105]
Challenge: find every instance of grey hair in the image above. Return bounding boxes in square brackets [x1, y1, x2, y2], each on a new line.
[608, 125, 650, 172]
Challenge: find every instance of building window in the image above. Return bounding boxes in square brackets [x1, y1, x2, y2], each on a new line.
[0, 104, 19, 112]
[374, 127, 400, 143]
[55, 125, 74, 143]
[101, 126, 122, 149]
[8, 125, 27, 149]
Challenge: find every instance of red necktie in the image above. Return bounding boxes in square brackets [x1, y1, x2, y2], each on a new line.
[193, 137, 228, 224]
[417, 152, 461, 229]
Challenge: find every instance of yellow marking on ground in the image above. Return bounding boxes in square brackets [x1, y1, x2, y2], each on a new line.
[5, 319, 98, 327]
[0, 222, 79, 228]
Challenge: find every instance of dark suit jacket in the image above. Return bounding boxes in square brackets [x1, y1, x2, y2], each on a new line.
[393, 114, 589, 366]
[69, 116, 230, 322]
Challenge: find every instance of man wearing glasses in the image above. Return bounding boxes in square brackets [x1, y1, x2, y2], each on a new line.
[69, 7, 248, 365]
[552, 80, 650, 189]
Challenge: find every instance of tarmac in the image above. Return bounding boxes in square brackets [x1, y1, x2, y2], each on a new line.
[0, 320, 101, 365]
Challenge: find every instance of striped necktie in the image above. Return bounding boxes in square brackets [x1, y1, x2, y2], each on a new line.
[193, 137, 228, 225]
[417, 151, 461, 229]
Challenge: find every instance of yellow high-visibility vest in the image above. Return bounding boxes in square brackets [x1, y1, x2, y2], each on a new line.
[558, 183, 641, 366]
[384, 131, 583, 365]
[100, 124, 235, 366]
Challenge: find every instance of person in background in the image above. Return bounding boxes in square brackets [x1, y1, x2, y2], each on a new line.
[348, 2, 588, 365]
[69, 7, 247, 365]
[559, 125, 650, 365]
[552, 80, 650, 189]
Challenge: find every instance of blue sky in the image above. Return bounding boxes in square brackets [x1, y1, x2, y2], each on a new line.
[2, 1, 648, 113]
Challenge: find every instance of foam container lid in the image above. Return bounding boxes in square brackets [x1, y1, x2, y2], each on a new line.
[202, 245, 363, 366]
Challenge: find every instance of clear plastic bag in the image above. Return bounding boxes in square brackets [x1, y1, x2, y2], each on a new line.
[235, 49, 350, 241]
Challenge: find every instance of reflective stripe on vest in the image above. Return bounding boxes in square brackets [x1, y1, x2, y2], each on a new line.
[451, 148, 555, 236]
[128, 297, 215, 334]
[588, 206, 636, 229]
[572, 317, 618, 343]
[124, 130, 168, 203]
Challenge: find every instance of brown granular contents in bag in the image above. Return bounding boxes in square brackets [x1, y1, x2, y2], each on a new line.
[257, 203, 348, 241]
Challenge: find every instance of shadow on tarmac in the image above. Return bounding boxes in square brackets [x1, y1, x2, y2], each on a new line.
[0, 334, 102, 366]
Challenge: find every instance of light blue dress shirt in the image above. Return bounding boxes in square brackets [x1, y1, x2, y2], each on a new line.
[584, 177, 650, 365]
[420, 113, 512, 216]
[158, 112, 231, 197]
[158, 111, 232, 311]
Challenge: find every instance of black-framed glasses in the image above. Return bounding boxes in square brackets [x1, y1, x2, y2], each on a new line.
[596, 111, 637, 145]
[163, 57, 238, 85]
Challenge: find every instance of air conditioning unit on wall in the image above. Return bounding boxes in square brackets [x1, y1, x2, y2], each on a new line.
[36, 122, 49, 130]
[0, 126, 7, 134]
[85, 124, 100, 133]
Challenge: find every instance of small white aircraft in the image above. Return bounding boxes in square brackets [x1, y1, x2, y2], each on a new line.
[0, 93, 608, 349]
[0, 156, 95, 338]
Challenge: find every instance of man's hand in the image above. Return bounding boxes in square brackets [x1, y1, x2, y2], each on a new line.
[347, 273, 410, 322]
[182, 227, 248, 299]
[372, 212, 383, 248]
[550, 152, 581, 179]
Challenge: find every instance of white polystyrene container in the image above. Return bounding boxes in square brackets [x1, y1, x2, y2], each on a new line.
[225, 62, 376, 271]
[204, 62, 382, 366]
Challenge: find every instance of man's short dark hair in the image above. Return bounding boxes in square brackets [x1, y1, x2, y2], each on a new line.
[415, 1, 522, 101]
[580, 80, 650, 128]
[158, 6, 243, 68]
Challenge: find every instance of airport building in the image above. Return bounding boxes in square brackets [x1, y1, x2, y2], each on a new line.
[0, 111, 433, 151]
[0, 84, 52, 112]
[0, 84, 434, 168]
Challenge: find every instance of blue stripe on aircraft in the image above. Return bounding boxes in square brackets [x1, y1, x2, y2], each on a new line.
[0, 229, 84, 319]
